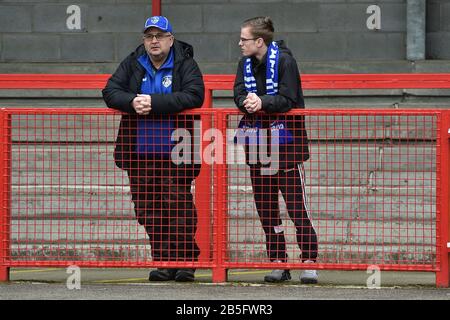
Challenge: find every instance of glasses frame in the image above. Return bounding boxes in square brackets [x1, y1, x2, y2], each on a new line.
[239, 37, 260, 42]
[143, 33, 173, 41]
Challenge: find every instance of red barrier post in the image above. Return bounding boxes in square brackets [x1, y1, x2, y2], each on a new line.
[212, 110, 228, 283]
[195, 89, 213, 263]
[0, 109, 11, 282]
[436, 111, 450, 287]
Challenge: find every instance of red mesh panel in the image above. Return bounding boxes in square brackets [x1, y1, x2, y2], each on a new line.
[0, 108, 442, 276]
[7, 110, 212, 268]
[224, 110, 438, 270]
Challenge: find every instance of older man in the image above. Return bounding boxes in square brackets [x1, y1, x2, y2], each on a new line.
[103, 16, 204, 282]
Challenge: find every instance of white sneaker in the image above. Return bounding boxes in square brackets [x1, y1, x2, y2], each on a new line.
[300, 260, 318, 284]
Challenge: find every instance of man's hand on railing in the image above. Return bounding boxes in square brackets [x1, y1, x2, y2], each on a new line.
[243, 92, 262, 114]
[132, 94, 152, 115]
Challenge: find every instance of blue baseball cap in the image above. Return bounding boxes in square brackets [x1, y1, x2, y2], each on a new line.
[143, 16, 173, 33]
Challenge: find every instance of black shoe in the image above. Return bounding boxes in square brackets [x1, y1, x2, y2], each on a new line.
[264, 269, 291, 283]
[149, 268, 177, 281]
[175, 269, 195, 282]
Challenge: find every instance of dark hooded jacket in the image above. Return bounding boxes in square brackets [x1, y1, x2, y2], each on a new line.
[102, 40, 204, 176]
[233, 40, 310, 170]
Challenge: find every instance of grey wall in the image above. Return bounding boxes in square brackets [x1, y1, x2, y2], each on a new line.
[427, 0, 450, 59]
[0, 0, 448, 74]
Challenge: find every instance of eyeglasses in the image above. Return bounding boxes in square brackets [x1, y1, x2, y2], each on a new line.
[239, 37, 259, 42]
[143, 33, 172, 41]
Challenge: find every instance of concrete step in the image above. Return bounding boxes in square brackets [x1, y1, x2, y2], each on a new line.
[8, 113, 438, 142]
[12, 144, 436, 176]
[10, 243, 435, 265]
[12, 184, 436, 219]
[10, 218, 434, 247]
[226, 220, 435, 247]
[225, 243, 436, 265]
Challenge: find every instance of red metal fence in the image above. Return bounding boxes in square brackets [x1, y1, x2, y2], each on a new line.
[0, 74, 449, 287]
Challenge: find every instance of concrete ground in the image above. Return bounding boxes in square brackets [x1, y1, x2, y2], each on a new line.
[1, 267, 449, 300]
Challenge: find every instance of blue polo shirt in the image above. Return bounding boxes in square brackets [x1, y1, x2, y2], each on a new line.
[136, 49, 174, 157]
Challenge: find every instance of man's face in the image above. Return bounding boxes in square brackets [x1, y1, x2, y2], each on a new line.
[143, 27, 174, 60]
[238, 26, 260, 57]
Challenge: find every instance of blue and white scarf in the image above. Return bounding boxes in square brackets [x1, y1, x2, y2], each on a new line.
[244, 41, 279, 95]
[236, 41, 292, 145]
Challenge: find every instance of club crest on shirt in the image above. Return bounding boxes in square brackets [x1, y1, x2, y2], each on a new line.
[162, 75, 172, 88]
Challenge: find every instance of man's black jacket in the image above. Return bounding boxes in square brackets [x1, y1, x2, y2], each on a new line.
[102, 40, 204, 176]
[233, 40, 310, 170]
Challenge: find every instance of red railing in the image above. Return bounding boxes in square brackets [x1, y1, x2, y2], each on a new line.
[2, 73, 450, 90]
[0, 74, 449, 287]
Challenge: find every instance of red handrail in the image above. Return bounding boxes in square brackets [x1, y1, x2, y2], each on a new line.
[1, 73, 450, 89]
